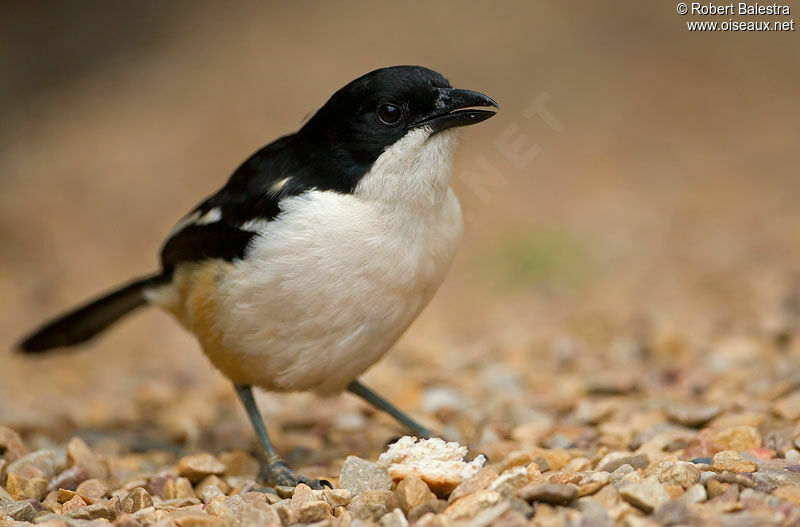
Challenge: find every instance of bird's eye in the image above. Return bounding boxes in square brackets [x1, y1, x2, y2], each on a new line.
[377, 103, 403, 125]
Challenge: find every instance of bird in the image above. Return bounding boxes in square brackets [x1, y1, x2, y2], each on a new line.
[17, 65, 498, 489]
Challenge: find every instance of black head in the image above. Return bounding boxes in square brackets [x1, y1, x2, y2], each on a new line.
[298, 65, 497, 169]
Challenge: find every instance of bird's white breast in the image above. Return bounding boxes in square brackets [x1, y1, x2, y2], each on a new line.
[189, 129, 464, 394]
[214, 187, 462, 394]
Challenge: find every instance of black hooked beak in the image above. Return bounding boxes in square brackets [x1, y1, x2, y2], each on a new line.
[414, 87, 499, 135]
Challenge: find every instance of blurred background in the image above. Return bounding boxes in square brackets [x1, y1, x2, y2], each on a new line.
[1, 1, 799, 470]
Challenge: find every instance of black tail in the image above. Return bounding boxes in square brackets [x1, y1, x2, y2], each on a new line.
[17, 273, 168, 353]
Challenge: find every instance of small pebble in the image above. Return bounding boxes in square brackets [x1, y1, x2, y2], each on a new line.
[380, 508, 409, 527]
[774, 391, 800, 420]
[297, 500, 332, 523]
[338, 456, 393, 494]
[66, 437, 108, 480]
[0, 426, 28, 462]
[176, 453, 226, 483]
[487, 466, 529, 496]
[596, 452, 650, 473]
[448, 468, 498, 503]
[517, 483, 577, 505]
[347, 490, 399, 521]
[618, 476, 670, 513]
[6, 450, 56, 480]
[48, 466, 89, 493]
[62, 494, 88, 513]
[67, 495, 120, 520]
[713, 426, 762, 452]
[395, 475, 437, 512]
[442, 490, 503, 522]
[0, 500, 38, 522]
[6, 472, 48, 500]
[665, 404, 720, 428]
[75, 478, 109, 501]
[647, 461, 701, 489]
[710, 450, 758, 473]
[121, 487, 154, 513]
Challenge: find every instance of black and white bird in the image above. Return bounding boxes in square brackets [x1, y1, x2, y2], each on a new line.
[17, 65, 497, 488]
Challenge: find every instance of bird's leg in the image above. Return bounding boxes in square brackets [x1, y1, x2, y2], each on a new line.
[347, 379, 433, 438]
[234, 385, 330, 489]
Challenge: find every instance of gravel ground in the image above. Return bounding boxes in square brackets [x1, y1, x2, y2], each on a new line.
[3, 303, 800, 527]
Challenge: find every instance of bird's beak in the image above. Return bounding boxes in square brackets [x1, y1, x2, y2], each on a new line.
[414, 87, 499, 135]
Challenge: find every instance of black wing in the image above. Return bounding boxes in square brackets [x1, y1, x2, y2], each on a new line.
[160, 223, 258, 270]
[159, 136, 299, 272]
[159, 127, 370, 274]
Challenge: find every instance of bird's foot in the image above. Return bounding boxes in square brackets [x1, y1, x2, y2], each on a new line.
[259, 457, 332, 489]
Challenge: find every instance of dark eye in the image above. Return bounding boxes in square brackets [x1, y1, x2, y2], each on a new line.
[377, 103, 403, 125]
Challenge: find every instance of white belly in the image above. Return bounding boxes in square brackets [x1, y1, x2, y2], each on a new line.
[208, 188, 462, 395]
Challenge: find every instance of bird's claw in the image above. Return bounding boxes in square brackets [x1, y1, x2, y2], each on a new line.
[260, 458, 331, 490]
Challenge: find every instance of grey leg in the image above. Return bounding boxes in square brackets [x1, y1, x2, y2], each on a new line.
[235, 385, 331, 489]
[347, 379, 432, 438]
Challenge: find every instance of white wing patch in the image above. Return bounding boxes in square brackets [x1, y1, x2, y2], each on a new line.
[167, 210, 201, 236]
[167, 207, 222, 237]
[196, 208, 222, 225]
[268, 177, 291, 197]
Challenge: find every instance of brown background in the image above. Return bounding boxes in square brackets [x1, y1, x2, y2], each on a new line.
[1, 1, 798, 463]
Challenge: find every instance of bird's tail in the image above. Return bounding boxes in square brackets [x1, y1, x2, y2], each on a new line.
[17, 273, 169, 353]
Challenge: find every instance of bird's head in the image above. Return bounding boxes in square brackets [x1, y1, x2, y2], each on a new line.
[298, 66, 498, 205]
